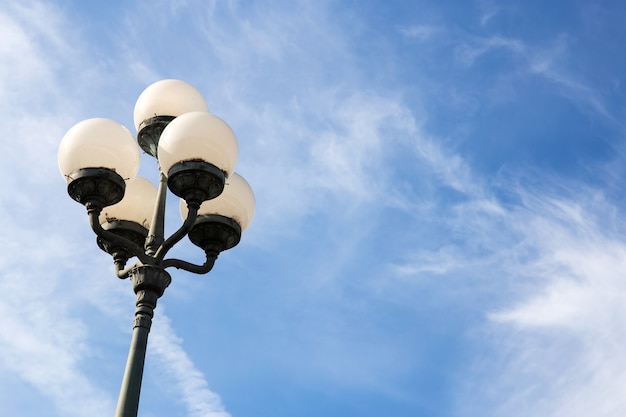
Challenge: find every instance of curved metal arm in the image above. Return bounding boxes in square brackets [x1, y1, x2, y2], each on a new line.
[87, 206, 152, 265]
[154, 203, 199, 262]
[162, 251, 217, 274]
[115, 260, 140, 279]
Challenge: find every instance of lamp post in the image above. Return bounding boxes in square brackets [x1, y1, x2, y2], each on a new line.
[57, 80, 255, 417]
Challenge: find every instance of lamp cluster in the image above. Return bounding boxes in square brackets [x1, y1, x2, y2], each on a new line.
[57, 79, 255, 276]
[57, 79, 256, 417]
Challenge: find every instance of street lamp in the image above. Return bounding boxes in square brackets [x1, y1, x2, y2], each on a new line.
[57, 79, 255, 417]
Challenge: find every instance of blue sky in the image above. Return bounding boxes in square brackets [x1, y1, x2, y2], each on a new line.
[1, 0, 626, 416]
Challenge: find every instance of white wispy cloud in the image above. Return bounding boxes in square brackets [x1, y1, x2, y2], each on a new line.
[479, 6, 500, 27]
[0, 226, 118, 416]
[150, 313, 230, 417]
[0, 3, 115, 414]
[478, 182, 626, 417]
[455, 31, 613, 121]
[391, 140, 626, 417]
[454, 35, 525, 67]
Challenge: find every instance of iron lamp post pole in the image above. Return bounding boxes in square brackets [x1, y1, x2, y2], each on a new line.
[58, 80, 256, 417]
[115, 265, 171, 417]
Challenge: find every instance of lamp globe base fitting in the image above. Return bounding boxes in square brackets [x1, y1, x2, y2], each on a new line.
[137, 116, 176, 158]
[167, 160, 225, 205]
[188, 214, 242, 253]
[67, 168, 126, 208]
[97, 220, 149, 261]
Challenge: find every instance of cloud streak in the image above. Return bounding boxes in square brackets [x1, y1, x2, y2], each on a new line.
[150, 313, 230, 417]
[393, 151, 626, 417]
[479, 182, 626, 417]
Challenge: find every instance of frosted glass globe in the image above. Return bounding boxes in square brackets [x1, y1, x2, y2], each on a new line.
[180, 173, 255, 231]
[158, 111, 239, 177]
[133, 79, 209, 131]
[99, 176, 157, 228]
[58, 118, 140, 183]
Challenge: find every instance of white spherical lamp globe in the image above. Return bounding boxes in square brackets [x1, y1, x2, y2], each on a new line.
[181, 173, 255, 232]
[99, 176, 157, 228]
[58, 118, 140, 183]
[157, 111, 239, 178]
[133, 79, 209, 131]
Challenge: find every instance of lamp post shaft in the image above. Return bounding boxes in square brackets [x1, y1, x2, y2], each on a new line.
[115, 317, 150, 417]
[115, 266, 171, 417]
[145, 172, 168, 256]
